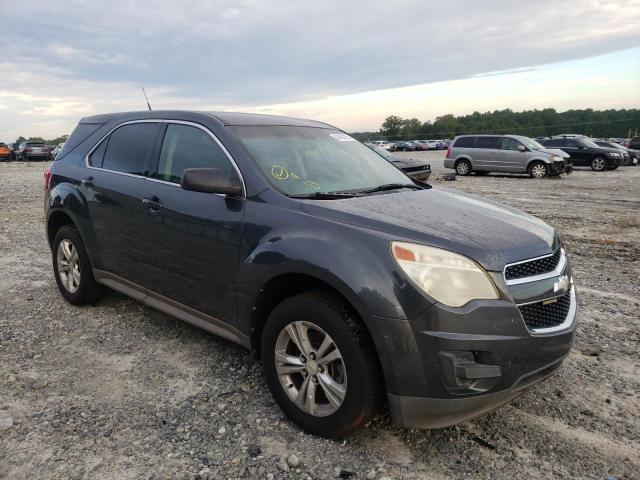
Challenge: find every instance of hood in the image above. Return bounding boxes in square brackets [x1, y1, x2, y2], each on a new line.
[300, 187, 556, 271]
[536, 148, 570, 158]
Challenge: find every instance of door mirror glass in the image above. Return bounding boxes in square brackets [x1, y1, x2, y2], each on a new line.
[517, 145, 526, 152]
[181, 168, 243, 196]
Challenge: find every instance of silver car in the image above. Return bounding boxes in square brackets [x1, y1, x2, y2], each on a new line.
[444, 135, 572, 178]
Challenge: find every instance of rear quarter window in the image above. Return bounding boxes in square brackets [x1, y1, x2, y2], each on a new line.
[453, 137, 475, 148]
[56, 123, 104, 160]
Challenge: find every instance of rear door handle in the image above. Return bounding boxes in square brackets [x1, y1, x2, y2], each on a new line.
[142, 196, 163, 211]
[81, 176, 94, 188]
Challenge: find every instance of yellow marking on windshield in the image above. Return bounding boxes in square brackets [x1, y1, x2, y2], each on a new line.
[303, 181, 320, 190]
[271, 165, 289, 180]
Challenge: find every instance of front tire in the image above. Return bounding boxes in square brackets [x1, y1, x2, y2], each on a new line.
[52, 225, 103, 306]
[528, 161, 548, 178]
[455, 159, 472, 176]
[261, 291, 383, 438]
[590, 156, 607, 171]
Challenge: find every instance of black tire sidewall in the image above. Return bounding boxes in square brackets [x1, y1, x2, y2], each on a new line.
[52, 225, 97, 306]
[261, 294, 380, 438]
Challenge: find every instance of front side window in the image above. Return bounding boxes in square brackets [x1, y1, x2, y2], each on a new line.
[154, 124, 233, 183]
[230, 126, 409, 196]
[564, 139, 580, 148]
[501, 138, 522, 151]
[100, 122, 160, 175]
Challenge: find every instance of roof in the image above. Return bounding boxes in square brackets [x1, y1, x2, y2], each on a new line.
[79, 110, 334, 128]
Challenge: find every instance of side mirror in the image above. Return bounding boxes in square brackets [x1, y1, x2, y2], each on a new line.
[180, 168, 243, 196]
[517, 145, 526, 152]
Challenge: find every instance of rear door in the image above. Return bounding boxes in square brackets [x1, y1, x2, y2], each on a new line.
[563, 138, 589, 166]
[138, 121, 245, 323]
[84, 121, 162, 285]
[474, 136, 502, 170]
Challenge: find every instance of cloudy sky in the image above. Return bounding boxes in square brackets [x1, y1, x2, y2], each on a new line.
[1, 0, 639, 141]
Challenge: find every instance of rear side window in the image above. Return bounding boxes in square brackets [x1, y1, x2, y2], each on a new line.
[476, 137, 501, 149]
[542, 139, 563, 147]
[101, 123, 160, 175]
[154, 124, 232, 183]
[453, 137, 475, 148]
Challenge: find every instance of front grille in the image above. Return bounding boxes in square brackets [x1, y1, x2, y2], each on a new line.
[404, 165, 429, 173]
[505, 249, 561, 280]
[518, 292, 571, 330]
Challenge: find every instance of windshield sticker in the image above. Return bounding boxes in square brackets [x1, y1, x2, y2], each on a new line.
[330, 133, 356, 142]
[271, 165, 289, 180]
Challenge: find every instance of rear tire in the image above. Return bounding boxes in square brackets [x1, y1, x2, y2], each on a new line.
[261, 290, 383, 438]
[590, 156, 607, 172]
[455, 159, 472, 176]
[528, 161, 549, 179]
[52, 225, 103, 306]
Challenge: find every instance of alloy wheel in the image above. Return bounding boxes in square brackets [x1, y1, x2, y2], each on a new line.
[456, 161, 469, 175]
[57, 239, 81, 293]
[274, 321, 347, 417]
[531, 164, 547, 178]
[592, 157, 606, 171]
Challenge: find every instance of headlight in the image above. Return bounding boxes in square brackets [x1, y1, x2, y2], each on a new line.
[391, 242, 500, 307]
[550, 155, 564, 161]
[608, 152, 621, 157]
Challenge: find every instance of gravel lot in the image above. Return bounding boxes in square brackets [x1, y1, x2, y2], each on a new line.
[1, 154, 639, 479]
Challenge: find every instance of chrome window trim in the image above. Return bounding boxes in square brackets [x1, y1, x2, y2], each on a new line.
[523, 285, 577, 335]
[503, 248, 566, 285]
[83, 119, 246, 197]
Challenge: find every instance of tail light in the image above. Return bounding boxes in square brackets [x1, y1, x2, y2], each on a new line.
[445, 147, 451, 158]
[44, 166, 52, 190]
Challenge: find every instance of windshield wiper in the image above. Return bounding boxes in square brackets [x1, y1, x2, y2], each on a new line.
[289, 191, 361, 199]
[358, 183, 423, 194]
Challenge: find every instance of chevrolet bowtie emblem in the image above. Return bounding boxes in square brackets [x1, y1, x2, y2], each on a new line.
[554, 275, 570, 294]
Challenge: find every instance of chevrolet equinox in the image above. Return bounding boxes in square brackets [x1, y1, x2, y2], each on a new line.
[45, 111, 577, 437]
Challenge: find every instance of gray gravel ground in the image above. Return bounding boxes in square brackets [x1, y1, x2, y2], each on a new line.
[1, 154, 639, 479]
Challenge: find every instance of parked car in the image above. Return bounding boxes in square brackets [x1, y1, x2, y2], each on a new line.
[593, 140, 638, 166]
[390, 141, 417, 152]
[18, 141, 51, 161]
[444, 135, 572, 178]
[45, 111, 577, 437]
[539, 136, 622, 171]
[0, 143, 12, 161]
[412, 140, 432, 151]
[627, 136, 640, 150]
[9, 143, 20, 161]
[370, 140, 391, 149]
[51, 142, 66, 160]
[370, 146, 431, 181]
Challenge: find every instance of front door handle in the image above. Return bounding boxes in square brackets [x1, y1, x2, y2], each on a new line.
[81, 176, 94, 188]
[142, 196, 163, 211]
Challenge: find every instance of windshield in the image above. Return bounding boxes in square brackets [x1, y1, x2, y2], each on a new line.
[230, 126, 409, 196]
[516, 136, 545, 150]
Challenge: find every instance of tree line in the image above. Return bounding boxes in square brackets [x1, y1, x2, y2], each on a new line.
[351, 108, 640, 141]
[9, 135, 69, 146]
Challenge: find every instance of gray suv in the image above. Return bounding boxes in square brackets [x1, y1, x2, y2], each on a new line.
[444, 135, 572, 178]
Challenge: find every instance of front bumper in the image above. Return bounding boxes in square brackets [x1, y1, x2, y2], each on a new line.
[367, 254, 577, 429]
[550, 160, 572, 175]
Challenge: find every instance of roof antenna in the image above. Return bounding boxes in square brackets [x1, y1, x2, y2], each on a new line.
[141, 87, 152, 111]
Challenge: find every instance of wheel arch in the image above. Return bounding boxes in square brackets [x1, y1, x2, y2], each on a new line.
[47, 210, 77, 247]
[248, 272, 368, 359]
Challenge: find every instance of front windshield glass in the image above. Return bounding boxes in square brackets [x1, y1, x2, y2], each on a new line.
[516, 136, 545, 150]
[230, 126, 409, 196]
